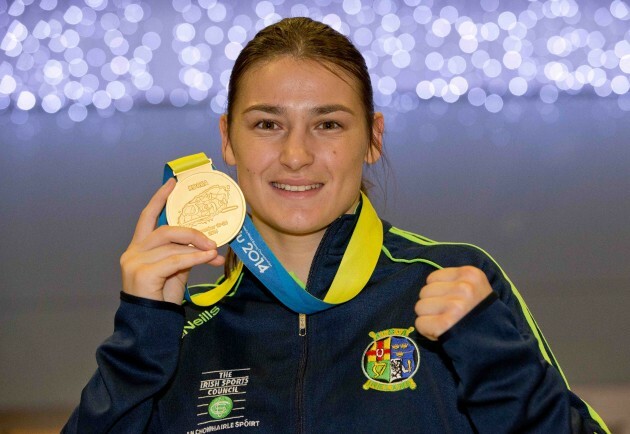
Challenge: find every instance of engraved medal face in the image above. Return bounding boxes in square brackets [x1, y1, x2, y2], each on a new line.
[166, 170, 246, 247]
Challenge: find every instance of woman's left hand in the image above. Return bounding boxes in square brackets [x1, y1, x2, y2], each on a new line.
[414, 266, 493, 341]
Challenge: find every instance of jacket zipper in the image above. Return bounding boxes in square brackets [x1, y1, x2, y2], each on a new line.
[298, 313, 307, 337]
[296, 313, 307, 433]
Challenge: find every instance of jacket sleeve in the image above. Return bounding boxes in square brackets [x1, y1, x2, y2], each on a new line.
[62, 292, 185, 434]
[437, 252, 610, 434]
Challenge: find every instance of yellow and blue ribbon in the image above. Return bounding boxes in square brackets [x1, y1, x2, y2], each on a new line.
[159, 153, 383, 314]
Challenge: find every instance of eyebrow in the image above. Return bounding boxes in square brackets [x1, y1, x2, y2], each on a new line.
[242, 104, 356, 116]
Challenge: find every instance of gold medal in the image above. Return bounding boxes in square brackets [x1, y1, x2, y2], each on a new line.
[166, 157, 245, 247]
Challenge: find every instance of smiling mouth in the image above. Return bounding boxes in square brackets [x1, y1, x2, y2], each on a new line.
[271, 182, 323, 192]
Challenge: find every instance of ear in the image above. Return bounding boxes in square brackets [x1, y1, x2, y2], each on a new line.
[365, 112, 384, 164]
[220, 114, 236, 166]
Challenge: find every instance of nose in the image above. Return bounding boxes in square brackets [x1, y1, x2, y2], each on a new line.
[279, 129, 314, 171]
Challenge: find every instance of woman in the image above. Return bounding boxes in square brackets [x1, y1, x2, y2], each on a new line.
[64, 17, 609, 433]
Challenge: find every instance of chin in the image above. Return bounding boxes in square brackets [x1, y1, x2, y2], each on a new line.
[270, 212, 334, 236]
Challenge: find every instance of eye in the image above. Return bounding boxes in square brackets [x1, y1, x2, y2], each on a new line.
[255, 120, 278, 130]
[318, 120, 341, 130]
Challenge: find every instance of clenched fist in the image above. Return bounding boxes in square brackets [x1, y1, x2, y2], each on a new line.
[414, 266, 493, 341]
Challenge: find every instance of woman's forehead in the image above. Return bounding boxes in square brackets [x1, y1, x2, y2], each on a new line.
[234, 57, 364, 111]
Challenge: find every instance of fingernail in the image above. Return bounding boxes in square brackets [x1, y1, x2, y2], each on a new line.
[205, 237, 217, 250]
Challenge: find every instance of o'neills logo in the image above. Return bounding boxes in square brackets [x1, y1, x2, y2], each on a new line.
[361, 327, 420, 392]
[182, 306, 220, 338]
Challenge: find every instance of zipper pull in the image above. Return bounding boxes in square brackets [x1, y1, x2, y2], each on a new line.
[298, 313, 307, 337]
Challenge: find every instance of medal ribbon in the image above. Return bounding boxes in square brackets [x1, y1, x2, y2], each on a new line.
[159, 153, 383, 314]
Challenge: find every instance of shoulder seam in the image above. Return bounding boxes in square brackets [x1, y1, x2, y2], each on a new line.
[381, 245, 443, 270]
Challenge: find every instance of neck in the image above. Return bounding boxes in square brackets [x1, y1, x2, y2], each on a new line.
[249, 195, 362, 284]
[251, 220, 326, 284]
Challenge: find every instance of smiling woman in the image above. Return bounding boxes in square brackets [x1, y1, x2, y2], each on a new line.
[63, 17, 610, 433]
[220, 57, 383, 281]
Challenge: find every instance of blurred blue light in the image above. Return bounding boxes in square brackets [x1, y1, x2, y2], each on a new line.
[480, 0, 499, 13]
[124, 4, 145, 24]
[611, 75, 630, 95]
[69, 58, 88, 77]
[144, 85, 163, 104]
[169, 87, 189, 107]
[0, 74, 17, 94]
[480, 22, 499, 42]
[498, 11, 517, 31]
[16, 90, 36, 111]
[106, 80, 126, 99]
[207, 2, 227, 22]
[412, 6, 431, 25]
[485, 94, 503, 113]
[353, 27, 372, 46]
[64, 6, 83, 25]
[610, 0, 630, 19]
[392, 50, 410, 68]
[377, 75, 396, 95]
[449, 76, 468, 96]
[115, 94, 134, 112]
[447, 56, 466, 75]
[509, 77, 528, 96]
[381, 13, 400, 32]
[540, 84, 559, 104]
[41, 93, 62, 113]
[68, 102, 88, 122]
[175, 23, 195, 42]
[431, 18, 451, 38]
[415, 80, 433, 100]
[0, 0, 627, 125]
[467, 87, 486, 107]
[425, 52, 443, 71]
[483, 59, 502, 78]
[343, 0, 361, 16]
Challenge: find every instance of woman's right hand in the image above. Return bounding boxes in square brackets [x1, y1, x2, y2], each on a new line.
[120, 178, 225, 304]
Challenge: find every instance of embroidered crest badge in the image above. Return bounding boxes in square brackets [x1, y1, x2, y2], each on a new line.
[361, 327, 419, 392]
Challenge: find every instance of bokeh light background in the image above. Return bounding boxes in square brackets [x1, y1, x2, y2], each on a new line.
[1, 0, 630, 426]
[1, 0, 629, 137]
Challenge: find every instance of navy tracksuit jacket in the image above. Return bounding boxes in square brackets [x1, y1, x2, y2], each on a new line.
[63, 212, 609, 433]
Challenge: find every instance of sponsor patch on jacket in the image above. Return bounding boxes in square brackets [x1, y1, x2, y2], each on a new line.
[188, 368, 261, 433]
[361, 327, 419, 392]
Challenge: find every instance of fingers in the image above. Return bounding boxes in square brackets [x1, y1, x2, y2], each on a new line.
[206, 255, 226, 266]
[140, 225, 216, 252]
[129, 242, 225, 268]
[154, 249, 219, 277]
[426, 265, 484, 285]
[414, 296, 468, 342]
[420, 266, 491, 306]
[131, 242, 211, 264]
[415, 266, 493, 341]
[130, 249, 218, 289]
[420, 281, 475, 299]
[414, 315, 452, 342]
[415, 296, 453, 316]
[131, 178, 176, 244]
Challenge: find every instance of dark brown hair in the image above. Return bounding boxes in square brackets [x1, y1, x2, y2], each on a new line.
[226, 17, 377, 144]
[223, 17, 382, 277]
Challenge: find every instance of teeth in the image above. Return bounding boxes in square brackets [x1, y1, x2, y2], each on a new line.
[272, 182, 322, 192]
